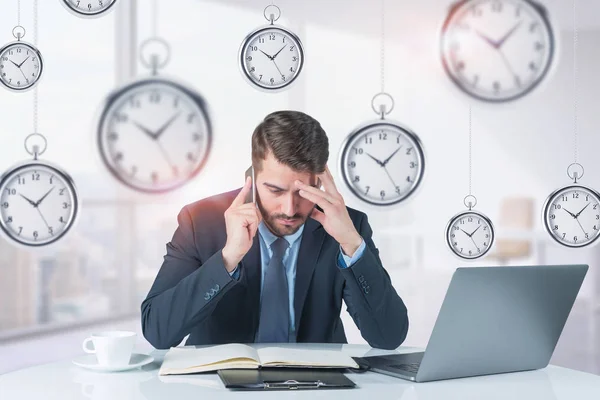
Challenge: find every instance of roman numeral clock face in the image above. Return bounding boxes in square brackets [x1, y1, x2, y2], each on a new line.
[97, 80, 212, 193]
[0, 163, 78, 246]
[543, 186, 600, 248]
[441, 0, 555, 102]
[239, 26, 304, 91]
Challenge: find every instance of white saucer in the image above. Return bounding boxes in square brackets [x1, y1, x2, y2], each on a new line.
[72, 353, 154, 372]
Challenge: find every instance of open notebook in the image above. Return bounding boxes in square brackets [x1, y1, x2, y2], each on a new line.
[158, 344, 360, 375]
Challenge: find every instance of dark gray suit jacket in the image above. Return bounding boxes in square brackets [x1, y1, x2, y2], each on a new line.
[141, 188, 409, 350]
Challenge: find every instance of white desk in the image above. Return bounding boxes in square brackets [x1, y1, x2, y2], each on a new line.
[1, 343, 599, 399]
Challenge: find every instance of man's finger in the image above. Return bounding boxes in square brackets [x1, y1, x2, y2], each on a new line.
[248, 216, 260, 237]
[296, 180, 337, 204]
[309, 207, 326, 224]
[237, 202, 259, 212]
[234, 208, 261, 220]
[319, 166, 340, 198]
[254, 206, 263, 224]
[231, 176, 252, 207]
[298, 188, 332, 211]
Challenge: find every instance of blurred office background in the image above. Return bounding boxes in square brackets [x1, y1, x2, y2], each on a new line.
[1, 0, 600, 376]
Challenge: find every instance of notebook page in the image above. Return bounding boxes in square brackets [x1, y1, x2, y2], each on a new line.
[257, 347, 359, 368]
[161, 343, 259, 370]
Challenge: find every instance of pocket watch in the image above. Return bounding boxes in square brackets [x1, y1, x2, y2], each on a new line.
[446, 195, 495, 259]
[60, 0, 118, 18]
[542, 164, 600, 248]
[0, 26, 43, 92]
[96, 38, 212, 193]
[0, 134, 79, 247]
[339, 93, 426, 206]
[440, 0, 555, 102]
[238, 4, 305, 92]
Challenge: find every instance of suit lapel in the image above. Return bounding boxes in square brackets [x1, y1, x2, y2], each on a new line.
[294, 216, 326, 336]
[241, 234, 262, 341]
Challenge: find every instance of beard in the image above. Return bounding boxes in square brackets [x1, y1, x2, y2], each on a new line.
[257, 202, 310, 237]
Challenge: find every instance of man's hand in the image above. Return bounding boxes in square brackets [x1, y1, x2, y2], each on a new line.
[222, 176, 262, 272]
[296, 166, 362, 256]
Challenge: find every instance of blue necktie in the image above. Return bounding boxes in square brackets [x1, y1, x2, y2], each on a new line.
[256, 237, 289, 343]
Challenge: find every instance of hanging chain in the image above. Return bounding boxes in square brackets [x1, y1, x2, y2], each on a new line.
[572, 0, 578, 164]
[33, 0, 38, 134]
[468, 105, 472, 196]
[152, 0, 158, 37]
[17, 0, 21, 26]
[380, 0, 385, 93]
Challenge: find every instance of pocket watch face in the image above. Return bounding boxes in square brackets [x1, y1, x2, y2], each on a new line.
[97, 78, 212, 193]
[239, 25, 304, 91]
[61, 0, 118, 17]
[440, 0, 554, 102]
[0, 41, 43, 92]
[543, 185, 600, 248]
[339, 121, 425, 206]
[0, 162, 78, 246]
[446, 211, 495, 259]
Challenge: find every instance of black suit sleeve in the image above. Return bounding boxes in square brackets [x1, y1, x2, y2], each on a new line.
[338, 213, 409, 350]
[140, 206, 242, 349]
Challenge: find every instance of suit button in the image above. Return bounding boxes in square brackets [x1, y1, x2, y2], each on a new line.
[214, 284, 220, 291]
[204, 293, 211, 300]
[361, 281, 367, 288]
[358, 276, 365, 283]
[210, 288, 216, 295]
[364, 286, 370, 294]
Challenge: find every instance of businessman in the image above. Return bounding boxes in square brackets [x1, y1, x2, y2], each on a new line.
[141, 110, 409, 350]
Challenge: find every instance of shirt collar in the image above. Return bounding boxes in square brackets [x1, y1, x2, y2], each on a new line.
[258, 220, 305, 248]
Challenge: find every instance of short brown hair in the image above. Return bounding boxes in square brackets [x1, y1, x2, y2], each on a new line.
[251, 110, 329, 173]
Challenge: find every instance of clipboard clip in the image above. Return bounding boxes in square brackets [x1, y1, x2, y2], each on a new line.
[263, 379, 325, 389]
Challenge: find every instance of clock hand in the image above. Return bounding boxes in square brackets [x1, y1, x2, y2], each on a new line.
[18, 67, 28, 81]
[271, 59, 285, 78]
[155, 139, 177, 171]
[498, 49, 519, 82]
[470, 225, 482, 237]
[575, 218, 587, 236]
[17, 56, 30, 68]
[132, 121, 158, 140]
[272, 44, 287, 60]
[460, 228, 471, 237]
[259, 49, 273, 60]
[562, 207, 577, 218]
[496, 21, 523, 49]
[575, 203, 591, 219]
[36, 207, 51, 230]
[474, 30, 498, 48]
[365, 152, 384, 167]
[381, 146, 403, 167]
[382, 165, 398, 189]
[9, 59, 19, 68]
[34, 187, 55, 207]
[469, 236, 481, 252]
[153, 112, 182, 140]
[19, 193, 37, 207]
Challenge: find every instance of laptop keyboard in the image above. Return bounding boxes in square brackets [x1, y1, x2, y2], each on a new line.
[389, 362, 420, 373]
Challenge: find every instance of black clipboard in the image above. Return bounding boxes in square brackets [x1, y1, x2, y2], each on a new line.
[218, 368, 357, 390]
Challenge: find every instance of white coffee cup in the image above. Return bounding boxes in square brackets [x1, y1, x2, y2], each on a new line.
[82, 331, 136, 367]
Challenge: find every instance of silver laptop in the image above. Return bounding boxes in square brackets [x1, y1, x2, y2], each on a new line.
[360, 264, 588, 382]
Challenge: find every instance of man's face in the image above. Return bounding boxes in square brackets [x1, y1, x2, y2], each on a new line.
[255, 152, 320, 237]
